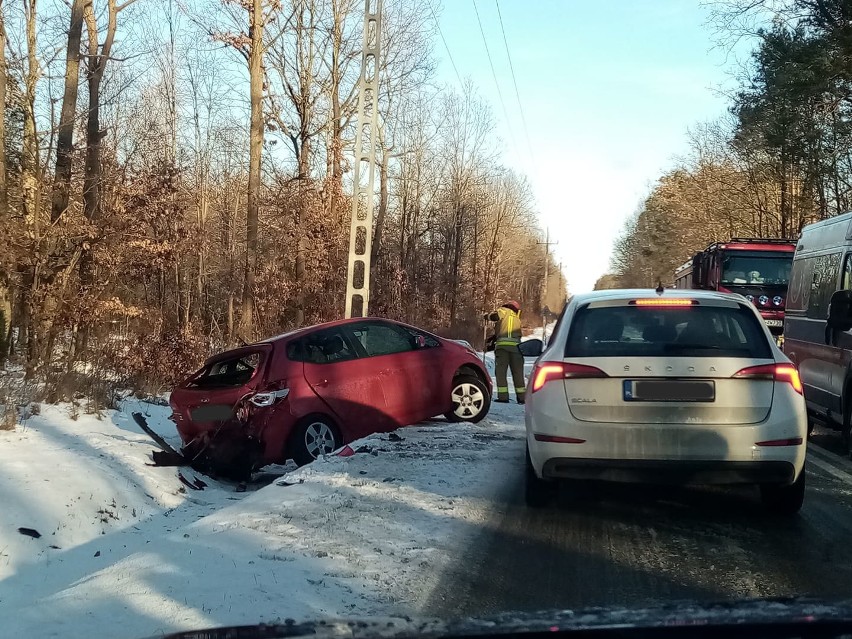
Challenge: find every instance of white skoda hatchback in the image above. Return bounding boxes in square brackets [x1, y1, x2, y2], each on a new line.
[525, 289, 807, 514]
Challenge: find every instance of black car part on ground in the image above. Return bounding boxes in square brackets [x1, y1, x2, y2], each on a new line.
[155, 598, 852, 639]
[132, 412, 262, 482]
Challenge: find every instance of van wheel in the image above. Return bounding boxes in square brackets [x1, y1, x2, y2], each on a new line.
[760, 471, 805, 516]
[444, 374, 490, 423]
[290, 415, 342, 467]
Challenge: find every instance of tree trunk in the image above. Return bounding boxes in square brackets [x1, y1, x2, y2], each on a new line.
[83, 2, 106, 228]
[0, 0, 8, 220]
[294, 230, 306, 326]
[449, 202, 464, 327]
[76, 0, 119, 359]
[22, 0, 40, 228]
[0, 1, 9, 362]
[196, 188, 207, 325]
[240, 0, 265, 340]
[79, 70, 101, 299]
[22, 0, 41, 372]
[51, 0, 85, 224]
[779, 146, 788, 238]
[329, 0, 344, 182]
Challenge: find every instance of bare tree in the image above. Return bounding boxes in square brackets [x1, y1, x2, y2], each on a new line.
[82, 0, 130, 231]
[209, 0, 285, 340]
[20, 0, 42, 365]
[50, 0, 85, 224]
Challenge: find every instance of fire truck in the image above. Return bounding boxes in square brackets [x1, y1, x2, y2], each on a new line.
[673, 238, 796, 340]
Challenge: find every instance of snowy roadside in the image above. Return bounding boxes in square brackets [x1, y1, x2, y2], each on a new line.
[0, 398, 525, 639]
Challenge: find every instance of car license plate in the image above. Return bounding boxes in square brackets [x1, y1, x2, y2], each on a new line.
[623, 380, 715, 402]
[190, 404, 235, 422]
[764, 319, 783, 327]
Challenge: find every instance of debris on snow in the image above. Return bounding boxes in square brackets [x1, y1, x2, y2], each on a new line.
[17, 528, 40, 539]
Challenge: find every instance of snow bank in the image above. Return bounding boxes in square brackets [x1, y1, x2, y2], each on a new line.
[0, 402, 197, 580]
[0, 399, 525, 639]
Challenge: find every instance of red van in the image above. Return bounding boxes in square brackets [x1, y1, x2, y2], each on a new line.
[169, 318, 492, 466]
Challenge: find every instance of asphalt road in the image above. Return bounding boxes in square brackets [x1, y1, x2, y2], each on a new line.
[425, 424, 852, 616]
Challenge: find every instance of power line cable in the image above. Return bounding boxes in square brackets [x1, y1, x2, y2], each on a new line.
[426, 0, 464, 89]
[471, 0, 520, 160]
[494, 0, 537, 172]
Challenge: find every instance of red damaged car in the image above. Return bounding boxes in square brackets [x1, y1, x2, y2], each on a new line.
[169, 318, 492, 468]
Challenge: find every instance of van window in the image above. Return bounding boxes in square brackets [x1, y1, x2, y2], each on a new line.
[807, 253, 841, 320]
[842, 253, 852, 291]
[788, 256, 814, 312]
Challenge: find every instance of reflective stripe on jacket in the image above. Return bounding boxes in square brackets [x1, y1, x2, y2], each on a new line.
[488, 307, 522, 346]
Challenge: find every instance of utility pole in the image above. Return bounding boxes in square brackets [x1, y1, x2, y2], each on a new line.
[344, 0, 383, 318]
[537, 228, 557, 344]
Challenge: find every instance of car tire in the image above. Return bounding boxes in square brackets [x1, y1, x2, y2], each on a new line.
[290, 415, 342, 467]
[760, 471, 805, 516]
[444, 374, 491, 424]
[525, 445, 555, 508]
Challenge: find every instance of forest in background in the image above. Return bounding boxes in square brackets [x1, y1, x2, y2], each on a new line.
[0, 0, 564, 399]
[601, 0, 852, 290]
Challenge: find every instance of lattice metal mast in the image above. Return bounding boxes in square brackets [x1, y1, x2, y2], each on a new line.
[344, 0, 383, 318]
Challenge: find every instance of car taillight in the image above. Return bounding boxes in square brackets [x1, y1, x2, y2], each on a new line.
[531, 362, 608, 393]
[249, 388, 290, 407]
[732, 364, 803, 394]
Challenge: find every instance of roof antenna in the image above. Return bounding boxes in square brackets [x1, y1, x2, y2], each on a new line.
[656, 281, 665, 295]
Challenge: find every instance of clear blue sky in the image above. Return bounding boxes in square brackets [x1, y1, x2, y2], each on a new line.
[432, 0, 750, 293]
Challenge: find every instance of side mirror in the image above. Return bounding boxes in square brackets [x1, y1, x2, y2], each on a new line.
[414, 334, 426, 349]
[518, 338, 544, 358]
[828, 290, 852, 331]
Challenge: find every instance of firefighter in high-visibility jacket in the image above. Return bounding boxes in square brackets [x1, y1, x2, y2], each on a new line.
[484, 300, 525, 404]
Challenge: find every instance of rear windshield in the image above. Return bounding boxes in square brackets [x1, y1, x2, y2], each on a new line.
[187, 352, 262, 388]
[564, 304, 772, 359]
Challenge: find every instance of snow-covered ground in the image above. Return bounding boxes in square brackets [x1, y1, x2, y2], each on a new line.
[0, 395, 526, 639]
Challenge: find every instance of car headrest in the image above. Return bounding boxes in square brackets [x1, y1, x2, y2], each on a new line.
[321, 335, 345, 356]
[643, 324, 676, 343]
[593, 317, 624, 342]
